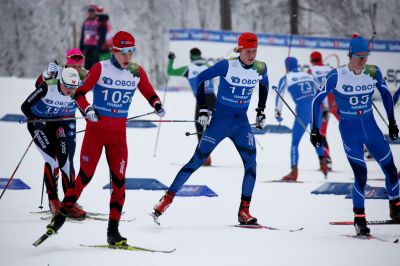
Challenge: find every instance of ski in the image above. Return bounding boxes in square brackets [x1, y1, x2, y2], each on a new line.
[342, 234, 399, 244]
[40, 215, 135, 223]
[264, 180, 304, 183]
[80, 243, 176, 253]
[31, 210, 123, 217]
[233, 224, 303, 232]
[32, 229, 55, 247]
[330, 220, 400, 225]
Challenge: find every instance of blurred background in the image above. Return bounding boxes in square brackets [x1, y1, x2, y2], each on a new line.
[0, 0, 399, 87]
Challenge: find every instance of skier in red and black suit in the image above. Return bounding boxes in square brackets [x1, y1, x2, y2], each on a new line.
[46, 31, 166, 245]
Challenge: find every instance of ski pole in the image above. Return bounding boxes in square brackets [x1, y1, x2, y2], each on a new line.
[153, 79, 169, 157]
[0, 131, 39, 200]
[38, 176, 45, 209]
[372, 102, 389, 127]
[76, 111, 156, 134]
[21, 116, 86, 124]
[272, 86, 309, 134]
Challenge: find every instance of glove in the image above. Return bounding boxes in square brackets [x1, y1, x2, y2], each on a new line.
[275, 110, 283, 123]
[198, 109, 211, 129]
[154, 101, 166, 117]
[168, 52, 176, 60]
[255, 108, 266, 130]
[32, 119, 46, 130]
[310, 128, 322, 147]
[389, 120, 399, 140]
[85, 106, 99, 122]
[45, 63, 58, 79]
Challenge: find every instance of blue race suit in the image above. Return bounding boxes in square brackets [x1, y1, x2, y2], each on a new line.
[168, 58, 269, 201]
[275, 71, 324, 167]
[312, 64, 399, 208]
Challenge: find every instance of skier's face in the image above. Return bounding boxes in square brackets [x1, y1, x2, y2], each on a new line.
[113, 50, 134, 69]
[240, 48, 257, 65]
[67, 63, 83, 72]
[349, 52, 369, 72]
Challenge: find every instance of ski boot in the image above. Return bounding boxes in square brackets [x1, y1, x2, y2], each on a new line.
[46, 210, 67, 234]
[319, 158, 329, 178]
[152, 191, 175, 224]
[353, 208, 370, 236]
[49, 198, 60, 214]
[68, 203, 87, 220]
[238, 200, 258, 225]
[389, 198, 400, 222]
[282, 167, 298, 181]
[203, 156, 212, 166]
[107, 220, 127, 245]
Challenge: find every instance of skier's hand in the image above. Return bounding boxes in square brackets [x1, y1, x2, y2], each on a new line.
[198, 109, 211, 129]
[255, 108, 266, 130]
[85, 106, 99, 122]
[45, 63, 58, 79]
[275, 110, 283, 123]
[310, 128, 322, 147]
[389, 120, 399, 140]
[32, 119, 46, 130]
[154, 101, 166, 117]
[168, 52, 176, 60]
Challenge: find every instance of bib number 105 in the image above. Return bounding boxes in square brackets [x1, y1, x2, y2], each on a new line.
[101, 90, 133, 104]
[349, 95, 369, 105]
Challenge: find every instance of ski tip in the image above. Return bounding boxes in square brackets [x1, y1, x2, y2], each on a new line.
[394, 238, 399, 244]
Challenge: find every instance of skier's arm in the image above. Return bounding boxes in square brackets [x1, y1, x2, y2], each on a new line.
[74, 62, 102, 112]
[21, 83, 48, 119]
[274, 76, 286, 114]
[196, 60, 228, 108]
[137, 66, 161, 107]
[167, 59, 188, 77]
[311, 70, 337, 129]
[258, 64, 269, 109]
[375, 66, 395, 122]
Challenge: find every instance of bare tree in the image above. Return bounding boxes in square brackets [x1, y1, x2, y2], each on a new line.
[220, 0, 232, 30]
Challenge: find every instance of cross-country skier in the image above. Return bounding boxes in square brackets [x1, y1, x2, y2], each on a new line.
[21, 68, 85, 219]
[46, 31, 166, 245]
[151, 32, 269, 226]
[167, 48, 216, 165]
[310, 35, 400, 236]
[275, 56, 328, 181]
[308, 51, 337, 170]
[32, 48, 88, 217]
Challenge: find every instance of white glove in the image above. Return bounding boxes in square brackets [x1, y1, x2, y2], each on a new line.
[85, 106, 99, 122]
[198, 109, 211, 129]
[43, 63, 59, 79]
[154, 101, 166, 117]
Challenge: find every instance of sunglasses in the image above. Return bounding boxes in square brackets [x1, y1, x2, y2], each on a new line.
[63, 83, 79, 90]
[352, 53, 369, 59]
[67, 54, 84, 61]
[113, 46, 136, 55]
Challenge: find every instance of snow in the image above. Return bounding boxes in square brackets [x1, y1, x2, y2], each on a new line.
[0, 76, 399, 266]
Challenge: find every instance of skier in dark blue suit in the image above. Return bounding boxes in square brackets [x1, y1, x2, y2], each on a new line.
[151, 32, 269, 226]
[274, 57, 327, 181]
[310, 35, 400, 236]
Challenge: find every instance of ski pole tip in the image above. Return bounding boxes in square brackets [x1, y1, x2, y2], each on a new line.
[185, 132, 190, 136]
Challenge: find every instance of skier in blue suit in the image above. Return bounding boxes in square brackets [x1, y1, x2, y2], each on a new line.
[151, 32, 269, 226]
[275, 57, 328, 181]
[310, 35, 400, 236]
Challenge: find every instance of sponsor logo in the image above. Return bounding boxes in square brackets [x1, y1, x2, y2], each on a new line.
[342, 84, 375, 92]
[386, 69, 400, 86]
[102, 77, 136, 87]
[56, 127, 66, 138]
[247, 133, 254, 147]
[119, 159, 125, 174]
[103, 77, 113, 85]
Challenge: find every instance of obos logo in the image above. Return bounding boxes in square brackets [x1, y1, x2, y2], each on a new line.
[103, 77, 113, 85]
[342, 84, 375, 92]
[231, 76, 240, 83]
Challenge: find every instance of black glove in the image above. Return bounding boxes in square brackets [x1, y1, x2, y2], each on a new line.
[168, 52, 176, 60]
[255, 108, 266, 130]
[154, 101, 166, 117]
[32, 120, 46, 130]
[389, 120, 399, 140]
[310, 128, 322, 147]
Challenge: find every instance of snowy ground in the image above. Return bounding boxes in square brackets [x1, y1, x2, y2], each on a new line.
[0, 76, 399, 266]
